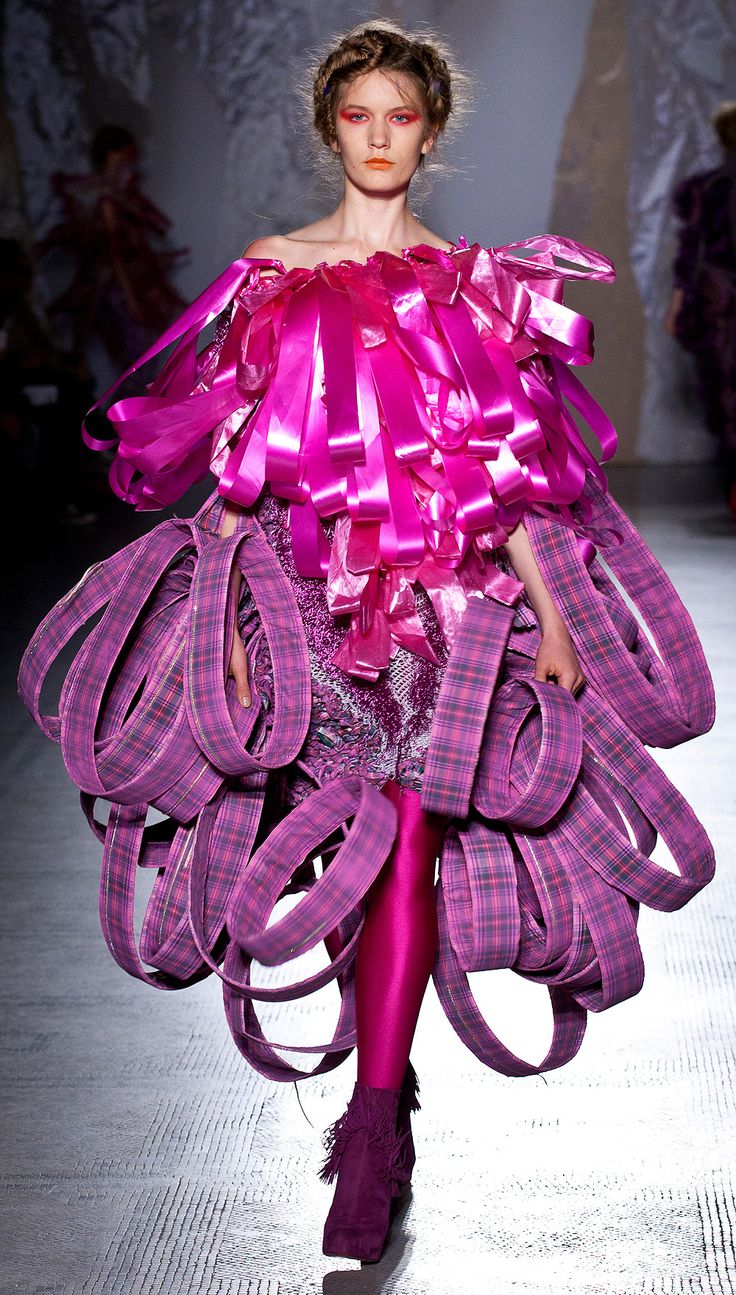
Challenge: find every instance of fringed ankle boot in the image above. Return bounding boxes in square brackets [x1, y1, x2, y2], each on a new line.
[319, 1082, 412, 1262]
[395, 1060, 421, 1183]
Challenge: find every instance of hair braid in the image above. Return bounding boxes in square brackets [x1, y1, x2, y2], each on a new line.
[312, 21, 460, 149]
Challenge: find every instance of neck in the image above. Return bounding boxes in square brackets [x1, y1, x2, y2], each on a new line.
[329, 179, 422, 253]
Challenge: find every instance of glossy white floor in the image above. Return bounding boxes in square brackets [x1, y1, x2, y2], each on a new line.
[2, 467, 733, 1295]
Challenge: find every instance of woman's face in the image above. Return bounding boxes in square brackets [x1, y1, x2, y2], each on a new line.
[331, 69, 435, 190]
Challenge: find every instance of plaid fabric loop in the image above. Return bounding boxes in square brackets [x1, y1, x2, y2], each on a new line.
[189, 789, 363, 1004]
[423, 480, 716, 1075]
[186, 528, 311, 775]
[98, 799, 200, 988]
[59, 522, 211, 812]
[18, 530, 148, 743]
[225, 777, 396, 967]
[440, 820, 520, 972]
[221, 935, 358, 1082]
[471, 677, 582, 828]
[434, 882, 590, 1077]
[420, 598, 515, 818]
[526, 475, 715, 747]
[18, 474, 716, 1082]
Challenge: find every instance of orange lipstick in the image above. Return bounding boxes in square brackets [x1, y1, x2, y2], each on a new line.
[364, 158, 395, 169]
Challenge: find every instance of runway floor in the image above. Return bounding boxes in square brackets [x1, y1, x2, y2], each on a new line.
[1, 465, 734, 1295]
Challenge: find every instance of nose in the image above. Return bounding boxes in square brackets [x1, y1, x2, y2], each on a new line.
[367, 117, 389, 150]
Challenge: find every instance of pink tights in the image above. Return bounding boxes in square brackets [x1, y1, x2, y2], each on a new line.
[327, 780, 446, 1092]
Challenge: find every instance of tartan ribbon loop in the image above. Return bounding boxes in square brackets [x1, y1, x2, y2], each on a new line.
[19, 475, 716, 1082]
[186, 528, 311, 776]
[420, 597, 516, 819]
[225, 777, 397, 967]
[419, 475, 715, 1076]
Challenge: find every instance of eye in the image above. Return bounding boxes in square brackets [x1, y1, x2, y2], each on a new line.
[340, 111, 368, 123]
[391, 112, 420, 125]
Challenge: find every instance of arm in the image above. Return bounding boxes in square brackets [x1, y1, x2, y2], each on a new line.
[219, 499, 251, 706]
[215, 249, 283, 708]
[503, 519, 585, 694]
[671, 176, 702, 294]
[665, 176, 701, 335]
[215, 243, 291, 707]
[100, 197, 146, 322]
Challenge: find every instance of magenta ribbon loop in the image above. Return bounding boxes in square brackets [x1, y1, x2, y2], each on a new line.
[83, 234, 623, 677]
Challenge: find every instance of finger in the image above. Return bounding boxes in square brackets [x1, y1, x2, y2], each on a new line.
[557, 669, 578, 693]
[232, 665, 251, 708]
[534, 660, 552, 683]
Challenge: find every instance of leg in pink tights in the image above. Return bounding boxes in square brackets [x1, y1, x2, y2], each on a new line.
[353, 779, 446, 1091]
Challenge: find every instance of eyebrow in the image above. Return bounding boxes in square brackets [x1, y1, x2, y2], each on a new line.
[341, 102, 420, 112]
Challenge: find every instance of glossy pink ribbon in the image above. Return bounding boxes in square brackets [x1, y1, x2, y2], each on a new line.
[88, 236, 618, 677]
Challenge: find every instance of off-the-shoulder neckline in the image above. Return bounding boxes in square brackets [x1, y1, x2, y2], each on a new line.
[266, 239, 466, 276]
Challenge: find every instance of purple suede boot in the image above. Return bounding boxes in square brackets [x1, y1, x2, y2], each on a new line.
[395, 1061, 421, 1182]
[319, 1081, 414, 1262]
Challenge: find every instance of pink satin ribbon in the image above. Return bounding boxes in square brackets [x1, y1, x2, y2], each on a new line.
[88, 236, 618, 677]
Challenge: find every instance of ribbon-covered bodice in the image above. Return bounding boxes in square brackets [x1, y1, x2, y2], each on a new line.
[87, 235, 618, 678]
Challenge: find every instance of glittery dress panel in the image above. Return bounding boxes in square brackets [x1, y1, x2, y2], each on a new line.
[238, 490, 535, 807]
[251, 489, 448, 804]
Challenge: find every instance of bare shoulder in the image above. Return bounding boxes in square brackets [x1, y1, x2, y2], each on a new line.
[241, 235, 291, 263]
[241, 229, 329, 273]
[240, 222, 456, 272]
[412, 223, 455, 252]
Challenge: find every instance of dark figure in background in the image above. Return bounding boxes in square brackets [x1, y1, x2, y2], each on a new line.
[666, 101, 736, 515]
[39, 124, 187, 370]
[0, 238, 95, 529]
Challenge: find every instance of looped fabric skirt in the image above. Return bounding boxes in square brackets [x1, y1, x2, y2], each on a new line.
[18, 473, 715, 1083]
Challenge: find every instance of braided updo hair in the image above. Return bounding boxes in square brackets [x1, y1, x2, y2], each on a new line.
[311, 20, 469, 163]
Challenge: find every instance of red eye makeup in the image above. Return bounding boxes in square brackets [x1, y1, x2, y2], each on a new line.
[338, 107, 422, 125]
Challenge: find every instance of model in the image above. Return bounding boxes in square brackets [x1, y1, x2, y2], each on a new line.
[19, 21, 716, 1267]
[665, 100, 736, 515]
[39, 124, 187, 369]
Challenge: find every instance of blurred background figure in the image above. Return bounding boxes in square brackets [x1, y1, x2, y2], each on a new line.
[666, 101, 736, 516]
[38, 124, 188, 372]
[0, 237, 96, 530]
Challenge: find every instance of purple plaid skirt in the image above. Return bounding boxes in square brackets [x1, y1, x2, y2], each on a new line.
[18, 473, 716, 1082]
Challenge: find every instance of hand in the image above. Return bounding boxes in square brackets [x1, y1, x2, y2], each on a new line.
[663, 288, 684, 338]
[228, 620, 251, 707]
[125, 296, 147, 324]
[534, 624, 585, 695]
[221, 538, 250, 707]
